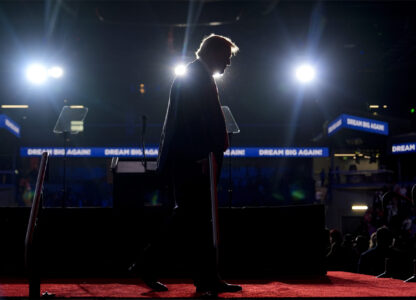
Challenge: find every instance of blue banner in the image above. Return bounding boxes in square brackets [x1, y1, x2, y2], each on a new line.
[21, 147, 329, 158]
[0, 114, 20, 137]
[328, 114, 388, 136]
[253, 147, 329, 157]
[392, 143, 416, 154]
[20, 147, 159, 157]
[327, 116, 343, 136]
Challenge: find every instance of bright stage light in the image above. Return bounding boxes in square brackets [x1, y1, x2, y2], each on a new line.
[295, 64, 316, 83]
[174, 64, 187, 76]
[213, 72, 222, 79]
[26, 64, 47, 85]
[352, 205, 368, 211]
[48, 66, 64, 78]
[1, 105, 29, 109]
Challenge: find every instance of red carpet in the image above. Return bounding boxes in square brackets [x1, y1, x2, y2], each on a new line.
[1, 272, 416, 298]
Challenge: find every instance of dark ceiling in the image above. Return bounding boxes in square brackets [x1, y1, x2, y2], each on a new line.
[1, 1, 416, 147]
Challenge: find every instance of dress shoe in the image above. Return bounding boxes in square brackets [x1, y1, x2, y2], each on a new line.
[196, 280, 242, 293]
[142, 278, 168, 292]
[128, 261, 168, 291]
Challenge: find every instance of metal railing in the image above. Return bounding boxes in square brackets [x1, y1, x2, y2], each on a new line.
[24, 152, 49, 299]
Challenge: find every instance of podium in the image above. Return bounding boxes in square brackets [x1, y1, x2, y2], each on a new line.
[53, 106, 88, 207]
[111, 159, 161, 208]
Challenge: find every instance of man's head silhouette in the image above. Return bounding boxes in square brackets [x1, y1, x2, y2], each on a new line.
[376, 226, 393, 248]
[196, 34, 239, 75]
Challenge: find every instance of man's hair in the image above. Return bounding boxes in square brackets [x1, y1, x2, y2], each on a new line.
[195, 34, 239, 59]
[376, 226, 393, 248]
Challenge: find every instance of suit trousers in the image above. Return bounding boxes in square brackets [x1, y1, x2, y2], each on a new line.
[143, 161, 218, 285]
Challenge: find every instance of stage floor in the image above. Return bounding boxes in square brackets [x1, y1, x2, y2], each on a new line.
[1, 272, 416, 299]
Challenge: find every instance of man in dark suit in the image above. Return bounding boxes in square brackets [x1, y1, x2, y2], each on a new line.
[140, 34, 242, 295]
[358, 226, 395, 275]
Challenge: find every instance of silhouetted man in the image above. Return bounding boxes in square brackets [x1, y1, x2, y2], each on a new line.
[138, 34, 241, 296]
[358, 226, 395, 275]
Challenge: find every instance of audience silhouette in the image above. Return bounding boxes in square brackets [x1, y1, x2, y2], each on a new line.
[326, 184, 416, 280]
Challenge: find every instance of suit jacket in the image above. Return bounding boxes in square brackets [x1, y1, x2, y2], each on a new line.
[357, 246, 396, 275]
[157, 59, 228, 178]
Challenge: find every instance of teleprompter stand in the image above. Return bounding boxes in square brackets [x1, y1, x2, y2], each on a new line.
[53, 106, 88, 207]
[221, 106, 240, 208]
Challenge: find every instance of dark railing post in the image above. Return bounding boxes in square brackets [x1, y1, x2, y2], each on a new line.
[25, 152, 49, 299]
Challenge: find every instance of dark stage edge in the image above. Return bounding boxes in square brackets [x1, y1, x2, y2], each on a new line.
[1, 272, 416, 299]
[0, 205, 326, 278]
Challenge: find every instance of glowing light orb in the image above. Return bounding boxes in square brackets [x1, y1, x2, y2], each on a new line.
[213, 72, 222, 79]
[295, 64, 316, 83]
[26, 64, 47, 84]
[174, 64, 187, 76]
[48, 66, 64, 78]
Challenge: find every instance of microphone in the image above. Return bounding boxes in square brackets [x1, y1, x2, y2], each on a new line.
[141, 115, 147, 172]
[141, 115, 147, 136]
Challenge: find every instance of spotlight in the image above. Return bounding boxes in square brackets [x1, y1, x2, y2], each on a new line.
[174, 64, 187, 76]
[295, 64, 316, 83]
[213, 72, 222, 79]
[26, 64, 47, 85]
[48, 66, 64, 78]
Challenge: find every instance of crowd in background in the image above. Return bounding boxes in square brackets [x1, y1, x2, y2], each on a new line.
[326, 184, 416, 279]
